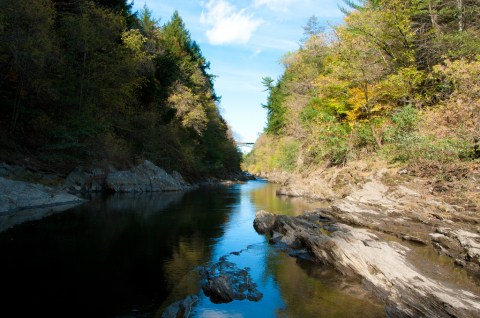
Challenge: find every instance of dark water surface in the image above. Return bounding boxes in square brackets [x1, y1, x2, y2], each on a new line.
[0, 180, 385, 317]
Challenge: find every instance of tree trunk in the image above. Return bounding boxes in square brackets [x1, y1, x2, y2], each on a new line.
[10, 68, 25, 134]
[457, 0, 463, 32]
[79, 50, 87, 109]
[428, 1, 440, 32]
[370, 124, 383, 148]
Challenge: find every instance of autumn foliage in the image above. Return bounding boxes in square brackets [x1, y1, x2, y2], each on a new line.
[246, 0, 480, 174]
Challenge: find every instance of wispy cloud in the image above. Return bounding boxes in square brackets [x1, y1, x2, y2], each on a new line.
[253, 0, 297, 12]
[251, 47, 263, 57]
[200, 0, 262, 45]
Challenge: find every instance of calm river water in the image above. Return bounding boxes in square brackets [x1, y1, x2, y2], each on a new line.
[0, 180, 385, 317]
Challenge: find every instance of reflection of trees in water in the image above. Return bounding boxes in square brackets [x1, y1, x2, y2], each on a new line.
[153, 188, 242, 316]
[250, 184, 321, 216]
[0, 188, 240, 318]
[267, 253, 384, 318]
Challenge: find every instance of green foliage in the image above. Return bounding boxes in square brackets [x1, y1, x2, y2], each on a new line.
[384, 105, 419, 143]
[382, 135, 471, 163]
[277, 140, 299, 172]
[307, 120, 351, 166]
[0, 2, 240, 176]
[248, 0, 479, 174]
[352, 119, 382, 151]
[262, 76, 287, 135]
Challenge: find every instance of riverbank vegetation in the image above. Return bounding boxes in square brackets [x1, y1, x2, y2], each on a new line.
[0, 0, 241, 178]
[245, 0, 480, 174]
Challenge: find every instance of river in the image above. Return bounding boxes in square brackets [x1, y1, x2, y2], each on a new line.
[0, 180, 385, 317]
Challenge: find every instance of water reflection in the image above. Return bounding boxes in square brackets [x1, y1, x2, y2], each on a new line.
[271, 255, 384, 317]
[250, 181, 324, 216]
[0, 181, 385, 318]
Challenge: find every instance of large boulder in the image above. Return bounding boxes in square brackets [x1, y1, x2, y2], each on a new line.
[105, 160, 191, 193]
[0, 176, 84, 213]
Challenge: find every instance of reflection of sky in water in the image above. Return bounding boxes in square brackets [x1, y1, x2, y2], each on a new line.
[196, 181, 285, 317]
[191, 181, 384, 318]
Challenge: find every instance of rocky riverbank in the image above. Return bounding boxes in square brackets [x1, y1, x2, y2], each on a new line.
[253, 160, 480, 317]
[254, 210, 480, 317]
[0, 160, 253, 230]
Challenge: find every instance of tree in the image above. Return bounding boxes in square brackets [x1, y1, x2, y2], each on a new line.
[261, 76, 287, 135]
[0, 0, 56, 134]
[301, 16, 323, 43]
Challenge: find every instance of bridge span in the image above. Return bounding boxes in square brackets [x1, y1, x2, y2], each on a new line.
[236, 142, 255, 148]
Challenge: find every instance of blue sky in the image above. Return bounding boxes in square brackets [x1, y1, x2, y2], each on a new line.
[132, 0, 344, 144]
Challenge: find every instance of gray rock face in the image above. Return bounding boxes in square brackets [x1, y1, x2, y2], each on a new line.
[61, 161, 192, 194]
[105, 160, 191, 193]
[254, 210, 480, 318]
[0, 176, 84, 213]
[63, 166, 111, 193]
[0, 202, 81, 233]
[0, 163, 26, 178]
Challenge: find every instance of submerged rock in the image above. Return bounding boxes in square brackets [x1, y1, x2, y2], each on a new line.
[0, 176, 84, 213]
[161, 295, 198, 318]
[199, 257, 263, 304]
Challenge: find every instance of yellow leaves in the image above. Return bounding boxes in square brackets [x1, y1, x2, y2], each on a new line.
[346, 84, 394, 122]
[122, 29, 146, 53]
[182, 104, 208, 135]
[168, 83, 208, 135]
[312, 75, 348, 99]
[374, 67, 426, 105]
[424, 59, 480, 140]
[434, 58, 480, 98]
[346, 87, 366, 122]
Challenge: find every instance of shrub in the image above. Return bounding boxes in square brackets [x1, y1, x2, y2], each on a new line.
[277, 140, 300, 172]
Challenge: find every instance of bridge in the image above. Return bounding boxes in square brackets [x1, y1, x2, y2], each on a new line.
[236, 142, 255, 148]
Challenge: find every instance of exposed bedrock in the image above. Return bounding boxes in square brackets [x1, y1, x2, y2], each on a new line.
[254, 210, 480, 318]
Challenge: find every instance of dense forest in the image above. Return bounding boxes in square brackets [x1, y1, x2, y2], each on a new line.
[245, 0, 480, 173]
[0, 0, 241, 177]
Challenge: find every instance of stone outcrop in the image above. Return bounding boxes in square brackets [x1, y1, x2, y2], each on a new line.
[105, 160, 192, 193]
[253, 209, 276, 234]
[62, 166, 111, 193]
[254, 210, 480, 318]
[0, 202, 81, 232]
[60, 160, 194, 193]
[265, 162, 480, 277]
[0, 176, 83, 213]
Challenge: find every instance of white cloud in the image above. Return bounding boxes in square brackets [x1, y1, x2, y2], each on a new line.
[200, 0, 263, 45]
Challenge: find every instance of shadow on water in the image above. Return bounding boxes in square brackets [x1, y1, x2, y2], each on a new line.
[0, 181, 386, 318]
